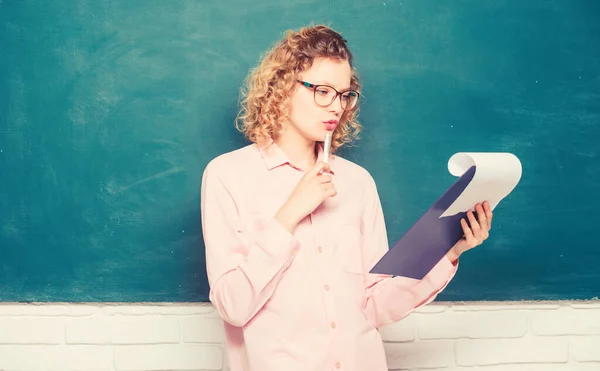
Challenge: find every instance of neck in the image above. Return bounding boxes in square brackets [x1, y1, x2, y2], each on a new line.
[275, 130, 317, 171]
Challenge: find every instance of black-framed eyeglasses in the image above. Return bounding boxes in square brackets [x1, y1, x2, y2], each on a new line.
[297, 80, 360, 111]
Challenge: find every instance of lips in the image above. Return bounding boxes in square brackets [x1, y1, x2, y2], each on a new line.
[323, 120, 338, 131]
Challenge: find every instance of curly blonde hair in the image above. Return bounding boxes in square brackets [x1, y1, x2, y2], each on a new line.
[235, 25, 362, 153]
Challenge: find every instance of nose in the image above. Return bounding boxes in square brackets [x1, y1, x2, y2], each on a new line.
[328, 94, 343, 116]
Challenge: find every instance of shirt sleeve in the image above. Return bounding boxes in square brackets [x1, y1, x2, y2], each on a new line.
[359, 172, 458, 329]
[201, 160, 300, 327]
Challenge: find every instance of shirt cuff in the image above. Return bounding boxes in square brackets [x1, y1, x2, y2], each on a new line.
[425, 255, 459, 291]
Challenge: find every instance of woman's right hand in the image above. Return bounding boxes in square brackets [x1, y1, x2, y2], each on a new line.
[275, 161, 336, 233]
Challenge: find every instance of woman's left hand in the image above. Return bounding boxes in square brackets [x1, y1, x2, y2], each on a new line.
[447, 201, 493, 262]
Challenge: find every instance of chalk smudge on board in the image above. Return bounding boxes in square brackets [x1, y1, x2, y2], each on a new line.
[113, 166, 185, 194]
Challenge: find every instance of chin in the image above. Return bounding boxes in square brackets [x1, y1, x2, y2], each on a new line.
[315, 127, 332, 141]
[310, 132, 327, 142]
[297, 128, 324, 142]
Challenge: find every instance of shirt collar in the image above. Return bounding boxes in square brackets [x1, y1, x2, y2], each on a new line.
[258, 139, 336, 174]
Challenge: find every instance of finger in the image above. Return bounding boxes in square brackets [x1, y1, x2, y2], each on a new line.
[467, 210, 481, 233]
[475, 203, 488, 229]
[323, 184, 337, 197]
[318, 174, 333, 184]
[461, 218, 476, 246]
[310, 161, 331, 176]
[484, 201, 493, 229]
[467, 210, 483, 241]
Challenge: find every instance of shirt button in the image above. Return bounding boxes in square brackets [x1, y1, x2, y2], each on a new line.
[335, 362, 341, 369]
[317, 246, 323, 253]
[330, 321, 337, 329]
[324, 284, 330, 291]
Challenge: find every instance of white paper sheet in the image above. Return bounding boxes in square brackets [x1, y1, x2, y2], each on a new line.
[440, 152, 523, 217]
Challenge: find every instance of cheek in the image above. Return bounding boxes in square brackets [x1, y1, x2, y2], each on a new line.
[291, 94, 317, 120]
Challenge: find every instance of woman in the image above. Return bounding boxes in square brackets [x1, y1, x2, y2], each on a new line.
[200, 24, 493, 371]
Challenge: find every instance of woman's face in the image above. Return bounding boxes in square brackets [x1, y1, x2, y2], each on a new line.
[284, 57, 353, 145]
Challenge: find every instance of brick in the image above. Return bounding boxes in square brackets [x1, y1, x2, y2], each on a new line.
[114, 344, 223, 371]
[183, 317, 226, 343]
[570, 301, 600, 309]
[0, 345, 113, 371]
[0, 318, 63, 344]
[0, 304, 97, 316]
[223, 347, 231, 371]
[385, 341, 454, 369]
[417, 311, 527, 339]
[451, 302, 561, 311]
[532, 308, 600, 335]
[413, 364, 600, 371]
[571, 336, 600, 362]
[415, 304, 449, 314]
[102, 303, 216, 316]
[380, 321, 416, 343]
[455, 338, 568, 366]
[66, 315, 180, 344]
[380, 316, 416, 342]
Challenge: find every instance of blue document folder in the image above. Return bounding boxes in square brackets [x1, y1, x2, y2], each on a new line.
[370, 152, 522, 280]
[369, 166, 476, 279]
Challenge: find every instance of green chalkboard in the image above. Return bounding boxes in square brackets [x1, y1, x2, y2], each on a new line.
[1, 0, 599, 302]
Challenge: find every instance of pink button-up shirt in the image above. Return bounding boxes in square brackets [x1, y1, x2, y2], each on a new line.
[201, 141, 458, 371]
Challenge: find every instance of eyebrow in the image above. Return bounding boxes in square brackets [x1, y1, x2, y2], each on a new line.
[313, 80, 353, 91]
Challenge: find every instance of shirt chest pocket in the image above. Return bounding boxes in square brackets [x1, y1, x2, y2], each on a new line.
[329, 219, 367, 308]
[331, 219, 364, 275]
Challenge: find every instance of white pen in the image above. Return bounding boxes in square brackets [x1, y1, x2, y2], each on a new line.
[323, 131, 333, 164]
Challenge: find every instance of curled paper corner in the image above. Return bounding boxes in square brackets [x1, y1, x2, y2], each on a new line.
[440, 152, 523, 218]
[447, 152, 522, 177]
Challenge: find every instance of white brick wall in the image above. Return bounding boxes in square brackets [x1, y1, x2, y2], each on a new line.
[0, 301, 599, 371]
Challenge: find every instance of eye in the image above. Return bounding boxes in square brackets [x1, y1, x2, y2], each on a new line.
[341, 92, 356, 101]
[316, 88, 329, 95]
